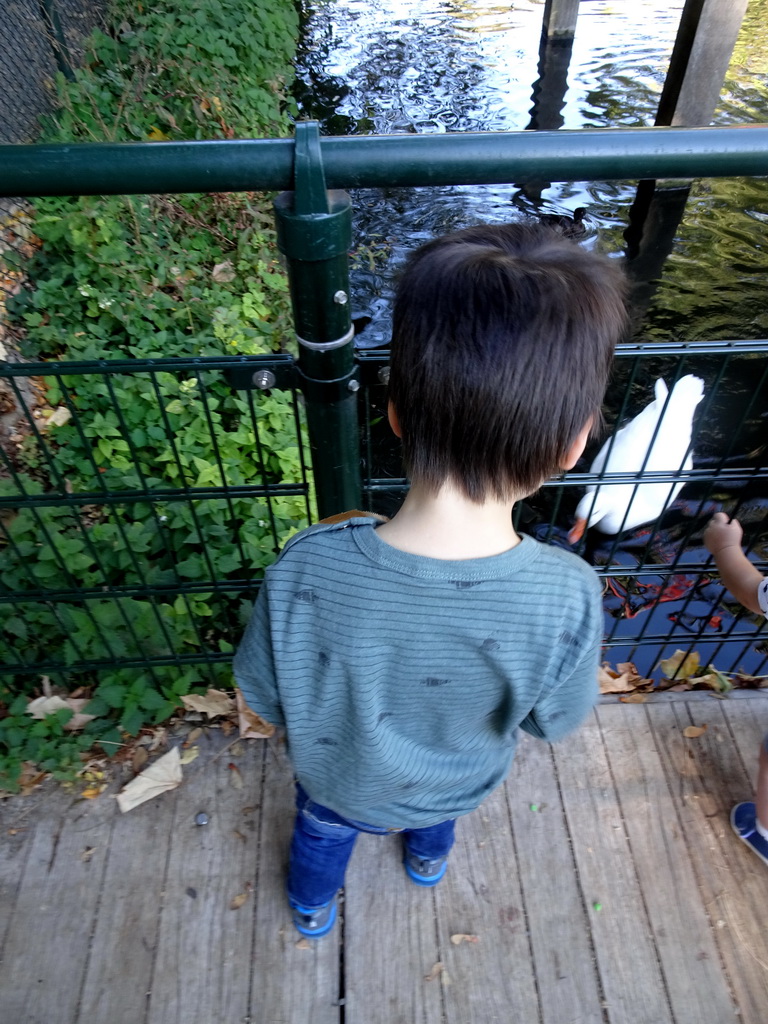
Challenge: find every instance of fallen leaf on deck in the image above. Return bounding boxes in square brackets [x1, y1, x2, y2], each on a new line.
[295, 938, 311, 950]
[228, 763, 244, 789]
[424, 961, 444, 981]
[184, 727, 203, 746]
[683, 724, 708, 739]
[236, 688, 276, 739]
[619, 693, 648, 704]
[179, 745, 199, 765]
[731, 673, 768, 689]
[81, 785, 105, 799]
[598, 662, 652, 694]
[232, 829, 247, 843]
[132, 747, 149, 773]
[450, 933, 479, 945]
[180, 688, 234, 718]
[230, 891, 249, 910]
[660, 649, 700, 682]
[80, 846, 95, 863]
[116, 746, 182, 812]
[693, 668, 732, 693]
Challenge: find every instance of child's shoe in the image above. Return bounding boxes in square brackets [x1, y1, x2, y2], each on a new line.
[731, 802, 768, 867]
[290, 895, 338, 938]
[403, 850, 448, 887]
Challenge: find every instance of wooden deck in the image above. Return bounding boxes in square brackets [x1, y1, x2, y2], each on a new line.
[2, 696, 768, 1024]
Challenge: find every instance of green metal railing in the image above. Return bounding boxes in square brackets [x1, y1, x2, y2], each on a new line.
[2, 121, 768, 688]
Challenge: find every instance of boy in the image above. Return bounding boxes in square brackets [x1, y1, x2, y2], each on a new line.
[704, 511, 768, 865]
[234, 223, 627, 937]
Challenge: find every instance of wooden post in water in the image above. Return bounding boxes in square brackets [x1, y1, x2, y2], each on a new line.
[541, 0, 580, 42]
[625, 0, 747, 329]
[656, 0, 748, 126]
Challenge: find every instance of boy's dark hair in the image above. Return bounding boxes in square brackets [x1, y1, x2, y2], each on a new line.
[388, 222, 627, 502]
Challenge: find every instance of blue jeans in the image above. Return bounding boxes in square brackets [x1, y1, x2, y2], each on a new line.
[287, 783, 456, 909]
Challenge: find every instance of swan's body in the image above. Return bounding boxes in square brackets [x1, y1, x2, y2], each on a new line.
[568, 375, 705, 542]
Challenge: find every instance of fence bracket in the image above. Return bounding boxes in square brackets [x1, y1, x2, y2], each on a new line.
[273, 121, 361, 519]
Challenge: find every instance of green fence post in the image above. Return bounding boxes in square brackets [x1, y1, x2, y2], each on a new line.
[273, 122, 362, 520]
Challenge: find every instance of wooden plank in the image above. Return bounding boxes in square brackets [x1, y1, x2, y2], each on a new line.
[435, 780, 540, 1024]
[0, 790, 114, 1024]
[344, 828, 442, 1024]
[0, 786, 48, 961]
[506, 733, 603, 1024]
[249, 741, 341, 1024]
[77, 784, 174, 1021]
[552, 709, 673, 1024]
[718, 695, 767, 796]
[648, 701, 768, 1024]
[146, 737, 265, 1024]
[597, 703, 736, 1023]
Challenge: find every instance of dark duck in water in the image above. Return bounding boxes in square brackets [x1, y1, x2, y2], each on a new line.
[537, 207, 587, 238]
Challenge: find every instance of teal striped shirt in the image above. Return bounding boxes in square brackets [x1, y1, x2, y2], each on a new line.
[234, 517, 602, 827]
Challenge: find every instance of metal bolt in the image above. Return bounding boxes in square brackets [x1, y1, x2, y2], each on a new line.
[347, 379, 361, 393]
[252, 369, 276, 390]
[377, 366, 391, 385]
[333, 290, 349, 305]
[195, 812, 209, 826]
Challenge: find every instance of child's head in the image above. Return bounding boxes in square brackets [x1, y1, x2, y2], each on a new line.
[388, 222, 627, 503]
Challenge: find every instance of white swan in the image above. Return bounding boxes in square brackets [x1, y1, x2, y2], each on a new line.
[568, 374, 705, 543]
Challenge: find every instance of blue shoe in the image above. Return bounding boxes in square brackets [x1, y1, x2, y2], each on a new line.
[731, 802, 768, 867]
[290, 895, 338, 938]
[403, 849, 448, 887]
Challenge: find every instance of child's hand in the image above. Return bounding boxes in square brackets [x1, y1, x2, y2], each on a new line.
[704, 512, 743, 556]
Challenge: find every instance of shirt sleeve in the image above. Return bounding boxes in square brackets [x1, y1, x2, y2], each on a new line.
[232, 580, 285, 727]
[758, 578, 768, 618]
[519, 580, 602, 743]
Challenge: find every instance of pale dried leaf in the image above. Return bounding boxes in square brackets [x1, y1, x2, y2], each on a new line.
[236, 688, 275, 739]
[450, 933, 479, 945]
[228, 763, 244, 790]
[180, 688, 234, 718]
[619, 692, 648, 704]
[212, 260, 236, 283]
[230, 891, 249, 910]
[26, 694, 96, 731]
[424, 961, 444, 981]
[683, 724, 708, 739]
[295, 938, 311, 950]
[116, 747, 182, 812]
[46, 406, 72, 428]
[185, 726, 203, 745]
[179, 745, 199, 765]
[660, 649, 701, 681]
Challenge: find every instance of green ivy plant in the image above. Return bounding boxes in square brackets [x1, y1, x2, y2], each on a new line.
[0, 0, 308, 790]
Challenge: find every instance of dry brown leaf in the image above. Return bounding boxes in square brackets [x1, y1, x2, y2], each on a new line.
[424, 961, 444, 981]
[619, 692, 648, 704]
[598, 661, 651, 695]
[81, 785, 105, 799]
[180, 688, 234, 718]
[132, 747, 149, 773]
[184, 727, 203, 746]
[232, 829, 247, 843]
[295, 938, 311, 950]
[228, 763, 244, 790]
[683, 724, 708, 739]
[80, 846, 95, 863]
[116, 747, 182, 812]
[230, 891, 249, 910]
[236, 688, 275, 739]
[450, 933, 479, 945]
